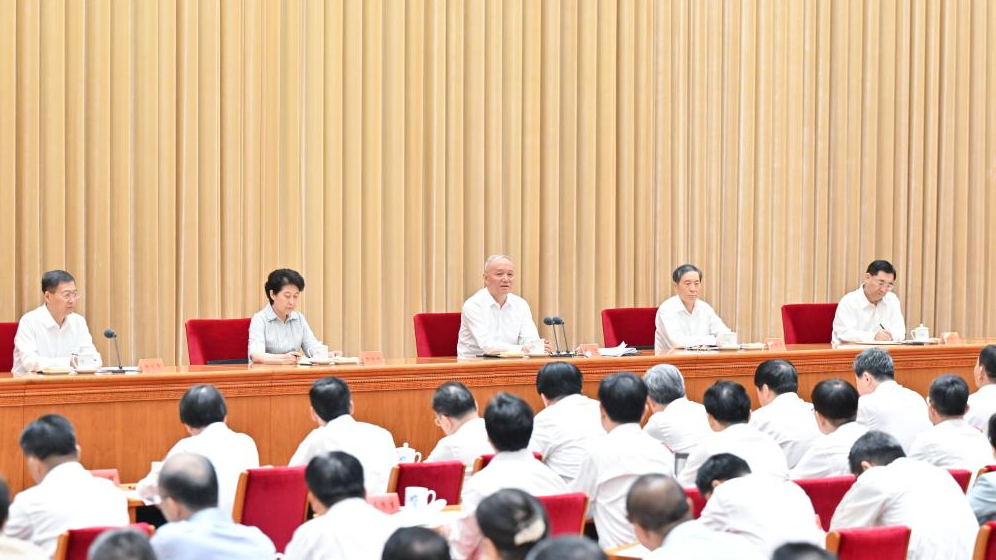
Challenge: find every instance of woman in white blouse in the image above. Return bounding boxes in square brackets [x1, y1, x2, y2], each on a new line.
[248, 268, 336, 364]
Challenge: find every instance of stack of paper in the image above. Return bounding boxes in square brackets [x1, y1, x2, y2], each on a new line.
[598, 342, 639, 357]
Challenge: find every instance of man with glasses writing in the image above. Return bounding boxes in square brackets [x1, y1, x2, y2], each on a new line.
[12, 270, 102, 376]
[832, 260, 906, 345]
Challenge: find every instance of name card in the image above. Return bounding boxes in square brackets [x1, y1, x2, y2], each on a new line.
[941, 332, 962, 345]
[765, 338, 786, 352]
[361, 351, 386, 366]
[578, 344, 600, 358]
[138, 358, 165, 373]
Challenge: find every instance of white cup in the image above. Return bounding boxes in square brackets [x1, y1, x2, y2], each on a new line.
[527, 340, 545, 354]
[718, 332, 739, 348]
[310, 345, 330, 361]
[396, 443, 422, 464]
[72, 346, 100, 370]
[405, 486, 436, 509]
[912, 324, 930, 341]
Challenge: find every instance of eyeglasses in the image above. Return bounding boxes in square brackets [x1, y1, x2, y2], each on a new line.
[872, 279, 895, 290]
[58, 291, 83, 301]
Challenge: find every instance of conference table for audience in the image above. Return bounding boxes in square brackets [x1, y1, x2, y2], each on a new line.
[0, 341, 989, 494]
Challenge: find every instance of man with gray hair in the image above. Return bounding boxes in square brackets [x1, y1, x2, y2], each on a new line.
[852, 348, 930, 452]
[457, 255, 550, 357]
[642, 364, 711, 457]
[88, 528, 157, 560]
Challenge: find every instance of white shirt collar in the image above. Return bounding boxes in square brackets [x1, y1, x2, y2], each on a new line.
[39, 461, 86, 485]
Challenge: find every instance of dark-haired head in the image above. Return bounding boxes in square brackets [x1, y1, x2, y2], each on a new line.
[598, 372, 648, 425]
[702, 381, 751, 427]
[88, 528, 157, 560]
[265, 268, 306, 304]
[928, 374, 969, 419]
[671, 264, 702, 284]
[988, 413, 996, 451]
[811, 379, 859, 429]
[179, 384, 228, 429]
[866, 260, 897, 278]
[19, 414, 78, 471]
[753, 360, 798, 395]
[476, 489, 549, 560]
[524, 536, 607, 560]
[694, 453, 750, 498]
[535, 362, 584, 401]
[978, 345, 996, 381]
[772, 542, 838, 560]
[306, 451, 366, 509]
[383, 527, 451, 560]
[0, 475, 9, 529]
[484, 393, 534, 452]
[41, 270, 75, 293]
[433, 381, 478, 419]
[310, 377, 352, 423]
[847, 430, 905, 476]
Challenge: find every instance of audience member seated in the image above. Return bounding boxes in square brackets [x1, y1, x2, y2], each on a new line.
[151, 454, 274, 560]
[696, 454, 823, 556]
[790, 379, 867, 479]
[285, 452, 398, 560]
[289, 376, 398, 494]
[572, 373, 674, 547]
[642, 364, 711, 457]
[852, 348, 930, 452]
[3, 414, 127, 556]
[523, 536, 608, 560]
[968, 345, 996, 435]
[967, 413, 996, 523]
[426, 381, 494, 490]
[382, 527, 451, 560]
[0, 475, 45, 560]
[476, 489, 549, 560]
[450, 393, 568, 559]
[88, 528, 157, 560]
[528, 362, 604, 484]
[829, 430, 977, 560]
[625, 473, 760, 560]
[908, 374, 991, 473]
[749, 360, 821, 468]
[771, 543, 837, 560]
[677, 381, 788, 486]
[136, 384, 259, 515]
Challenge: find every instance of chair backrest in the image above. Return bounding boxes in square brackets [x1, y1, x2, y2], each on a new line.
[0, 321, 17, 372]
[793, 475, 857, 531]
[366, 493, 402, 514]
[472, 451, 543, 474]
[89, 468, 121, 485]
[682, 487, 707, 519]
[536, 493, 588, 536]
[974, 522, 996, 560]
[781, 303, 838, 344]
[979, 465, 996, 484]
[184, 318, 252, 365]
[54, 523, 153, 560]
[600, 307, 657, 349]
[950, 468, 973, 493]
[232, 466, 309, 553]
[413, 313, 463, 357]
[387, 460, 465, 505]
[826, 525, 911, 560]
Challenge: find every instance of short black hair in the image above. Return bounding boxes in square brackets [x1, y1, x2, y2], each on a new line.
[598, 372, 647, 424]
[432, 382, 477, 419]
[524, 536, 608, 560]
[383, 527, 451, 560]
[476, 489, 549, 560]
[535, 362, 584, 400]
[753, 360, 798, 394]
[811, 379, 859, 425]
[671, 264, 702, 284]
[702, 381, 751, 425]
[305, 451, 366, 507]
[694, 453, 751, 497]
[866, 260, 897, 278]
[41, 270, 75, 293]
[771, 543, 837, 560]
[0, 475, 9, 528]
[88, 528, 157, 560]
[625, 474, 689, 533]
[264, 268, 306, 304]
[852, 348, 895, 381]
[988, 413, 996, 450]
[979, 345, 996, 380]
[178, 384, 228, 429]
[158, 453, 219, 511]
[848, 430, 905, 476]
[483, 393, 534, 452]
[928, 374, 969, 417]
[310, 377, 351, 422]
[19, 414, 77, 460]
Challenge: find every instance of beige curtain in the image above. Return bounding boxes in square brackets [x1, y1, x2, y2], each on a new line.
[0, 0, 993, 365]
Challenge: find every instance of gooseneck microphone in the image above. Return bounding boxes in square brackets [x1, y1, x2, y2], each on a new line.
[542, 317, 563, 354]
[103, 328, 126, 373]
[550, 317, 575, 357]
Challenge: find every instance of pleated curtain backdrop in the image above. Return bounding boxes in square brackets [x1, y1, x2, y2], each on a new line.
[0, 0, 994, 365]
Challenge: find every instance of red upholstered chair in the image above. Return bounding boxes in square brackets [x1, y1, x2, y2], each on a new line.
[0, 321, 17, 372]
[184, 318, 251, 365]
[600, 307, 657, 349]
[54, 523, 154, 560]
[387, 460, 466, 505]
[781, 303, 838, 344]
[413, 313, 462, 357]
[825, 525, 911, 560]
[232, 466, 309, 553]
[950, 468, 973, 493]
[89, 468, 121, 485]
[537, 493, 588, 536]
[793, 475, 856, 531]
[366, 493, 402, 514]
[682, 487, 707, 519]
[472, 452, 543, 474]
[974, 522, 996, 560]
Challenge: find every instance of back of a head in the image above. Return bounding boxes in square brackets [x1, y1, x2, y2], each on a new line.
[811, 379, 859, 423]
[310, 376, 351, 422]
[980, 345, 996, 380]
[598, 372, 648, 424]
[382, 527, 451, 560]
[19, 413, 78, 460]
[476, 489, 549, 560]
[158, 453, 219, 512]
[306, 451, 366, 507]
[88, 528, 157, 560]
[847, 430, 905, 476]
[928, 374, 969, 418]
[432, 381, 477, 419]
[0, 475, 9, 529]
[694, 453, 751, 497]
[989, 413, 996, 450]
[535, 362, 584, 401]
[866, 259, 897, 278]
[524, 536, 608, 560]
[484, 393, 534, 452]
[643, 364, 686, 406]
[772, 542, 838, 560]
[753, 360, 798, 395]
[702, 381, 751, 426]
[625, 474, 690, 534]
[179, 384, 228, 429]
[852, 348, 894, 381]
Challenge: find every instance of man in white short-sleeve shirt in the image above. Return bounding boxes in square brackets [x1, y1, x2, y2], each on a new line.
[790, 379, 868, 480]
[749, 360, 821, 469]
[425, 381, 494, 492]
[832, 260, 906, 346]
[908, 374, 992, 474]
[853, 348, 930, 453]
[655, 264, 732, 352]
[642, 364, 711, 458]
[967, 345, 996, 436]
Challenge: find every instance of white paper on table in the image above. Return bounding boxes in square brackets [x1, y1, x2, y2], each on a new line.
[598, 342, 639, 357]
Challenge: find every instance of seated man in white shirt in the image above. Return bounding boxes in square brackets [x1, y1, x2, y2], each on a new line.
[654, 264, 732, 352]
[967, 345, 996, 436]
[677, 381, 788, 487]
[476, 489, 550, 560]
[968, 414, 996, 524]
[0, 475, 46, 560]
[457, 255, 550, 358]
[790, 378, 867, 479]
[572, 373, 675, 548]
[528, 362, 604, 484]
[642, 364, 711, 458]
[3, 414, 128, 556]
[284, 452, 397, 560]
[696, 454, 824, 557]
[749, 360, 821, 468]
[909, 374, 992, 473]
[426, 381, 493, 490]
[526, 535, 612, 560]
[852, 348, 930, 452]
[831, 259, 905, 345]
[136, 384, 260, 515]
[12, 269, 103, 376]
[289, 377, 398, 494]
[830, 431, 978, 560]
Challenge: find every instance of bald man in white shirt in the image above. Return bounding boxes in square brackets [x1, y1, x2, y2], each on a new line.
[967, 345, 996, 436]
[909, 374, 992, 474]
[790, 379, 868, 479]
[852, 348, 930, 452]
[749, 360, 821, 468]
[654, 264, 732, 352]
[642, 364, 711, 458]
[831, 259, 906, 345]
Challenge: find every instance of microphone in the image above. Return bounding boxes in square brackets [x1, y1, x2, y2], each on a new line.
[543, 317, 563, 354]
[103, 328, 126, 373]
[550, 317, 575, 357]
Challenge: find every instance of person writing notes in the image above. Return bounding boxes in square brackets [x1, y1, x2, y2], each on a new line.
[655, 264, 732, 352]
[832, 260, 906, 345]
[249, 268, 337, 364]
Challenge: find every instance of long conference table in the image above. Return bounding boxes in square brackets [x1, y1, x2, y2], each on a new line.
[0, 341, 989, 494]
